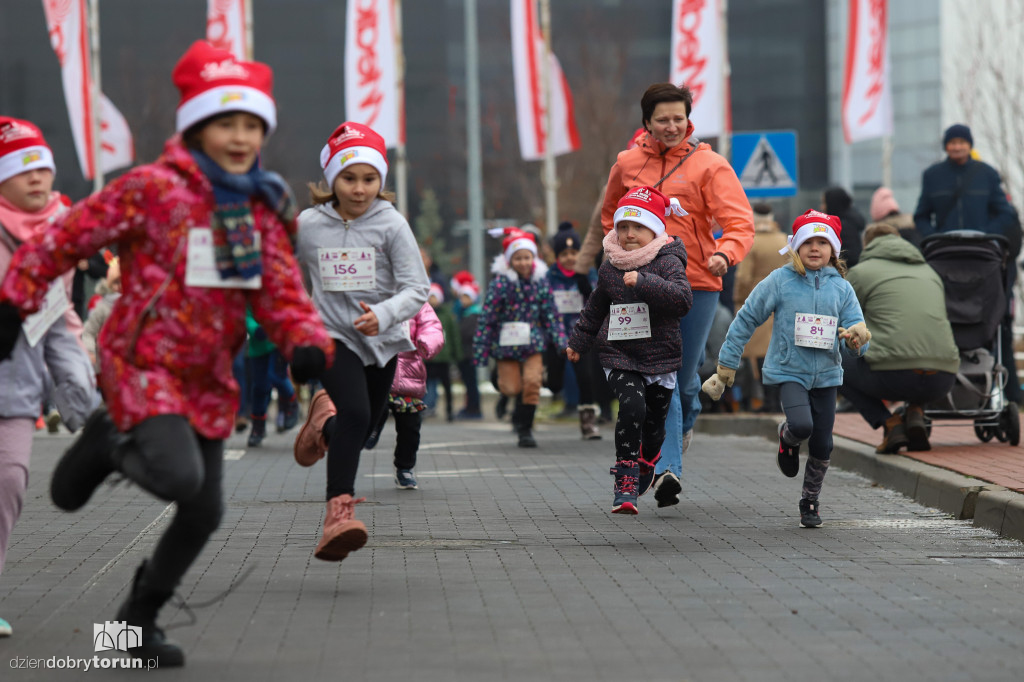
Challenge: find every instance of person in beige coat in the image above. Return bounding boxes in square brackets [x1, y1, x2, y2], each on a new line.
[733, 202, 789, 411]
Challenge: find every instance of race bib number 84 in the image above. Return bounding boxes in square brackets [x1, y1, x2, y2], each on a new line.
[794, 312, 838, 349]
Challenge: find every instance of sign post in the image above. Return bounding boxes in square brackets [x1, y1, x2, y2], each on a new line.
[731, 130, 798, 198]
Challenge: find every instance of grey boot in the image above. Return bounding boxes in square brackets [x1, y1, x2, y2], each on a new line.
[578, 405, 602, 440]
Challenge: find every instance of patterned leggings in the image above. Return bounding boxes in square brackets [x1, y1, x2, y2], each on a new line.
[606, 370, 674, 462]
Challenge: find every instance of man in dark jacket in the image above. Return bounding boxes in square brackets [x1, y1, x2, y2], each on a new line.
[913, 124, 1016, 237]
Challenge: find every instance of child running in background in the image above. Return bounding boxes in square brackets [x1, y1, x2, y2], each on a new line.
[702, 210, 870, 528]
[365, 301, 445, 489]
[423, 283, 460, 421]
[451, 271, 483, 419]
[0, 117, 97, 638]
[83, 255, 121, 373]
[546, 221, 602, 440]
[245, 309, 299, 446]
[567, 186, 692, 515]
[292, 121, 430, 561]
[0, 43, 334, 665]
[473, 227, 567, 448]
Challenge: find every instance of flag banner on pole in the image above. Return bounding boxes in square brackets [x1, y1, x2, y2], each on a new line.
[344, 0, 401, 147]
[510, 0, 580, 161]
[206, 0, 248, 60]
[669, 0, 725, 139]
[842, 0, 892, 143]
[42, 0, 134, 179]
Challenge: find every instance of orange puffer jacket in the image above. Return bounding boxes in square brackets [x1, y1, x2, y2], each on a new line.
[601, 121, 754, 292]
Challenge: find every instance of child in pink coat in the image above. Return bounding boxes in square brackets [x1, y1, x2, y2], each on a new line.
[364, 301, 445, 489]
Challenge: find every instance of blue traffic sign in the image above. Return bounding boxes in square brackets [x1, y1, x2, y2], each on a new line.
[731, 131, 798, 198]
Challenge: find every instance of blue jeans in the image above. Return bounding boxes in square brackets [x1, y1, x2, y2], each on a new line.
[656, 290, 720, 477]
[250, 350, 295, 418]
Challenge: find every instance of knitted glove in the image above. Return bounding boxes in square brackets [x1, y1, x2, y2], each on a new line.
[700, 364, 736, 401]
[0, 302, 23, 363]
[838, 322, 871, 351]
[290, 346, 326, 384]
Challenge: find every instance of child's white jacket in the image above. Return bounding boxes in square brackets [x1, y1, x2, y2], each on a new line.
[718, 263, 866, 390]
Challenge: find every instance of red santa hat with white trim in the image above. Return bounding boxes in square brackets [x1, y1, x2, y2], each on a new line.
[613, 185, 685, 236]
[173, 40, 277, 134]
[778, 209, 843, 256]
[488, 226, 537, 263]
[320, 122, 389, 189]
[0, 117, 55, 186]
[450, 270, 480, 302]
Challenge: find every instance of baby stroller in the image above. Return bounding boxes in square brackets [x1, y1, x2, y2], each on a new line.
[921, 230, 1020, 445]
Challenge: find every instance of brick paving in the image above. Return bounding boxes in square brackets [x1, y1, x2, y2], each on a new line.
[2, 413, 1024, 681]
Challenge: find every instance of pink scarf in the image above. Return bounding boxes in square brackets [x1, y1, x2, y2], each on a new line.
[0, 193, 65, 243]
[602, 229, 670, 270]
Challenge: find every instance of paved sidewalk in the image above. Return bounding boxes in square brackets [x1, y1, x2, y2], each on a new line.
[698, 412, 1024, 542]
[2, 412, 1023, 681]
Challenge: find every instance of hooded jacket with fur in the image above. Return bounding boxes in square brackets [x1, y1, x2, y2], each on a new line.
[473, 256, 567, 365]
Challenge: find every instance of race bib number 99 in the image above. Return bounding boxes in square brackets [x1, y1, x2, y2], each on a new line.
[607, 302, 651, 341]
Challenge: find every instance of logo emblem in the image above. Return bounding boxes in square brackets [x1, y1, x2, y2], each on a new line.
[21, 151, 42, 166]
[622, 208, 642, 218]
[93, 621, 142, 652]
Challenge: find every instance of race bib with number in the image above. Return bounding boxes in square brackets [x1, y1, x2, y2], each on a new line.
[794, 312, 838, 349]
[318, 247, 376, 292]
[499, 322, 531, 346]
[184, 228, 262, 290]
[607, 302, 651, 341]
[23, 279, 69, 347]
[553, 289, 584, 315]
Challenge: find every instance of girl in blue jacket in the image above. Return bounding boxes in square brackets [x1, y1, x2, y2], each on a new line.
[703, 210, 871, 528]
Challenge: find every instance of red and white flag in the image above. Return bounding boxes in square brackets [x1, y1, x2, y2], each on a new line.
[206, 0, 249, 61]
[669, 0, 726, 139]
[842, 0, 893, 143]
[344, 0, 402, 148]
[510, 0, 580, 161]
[41, 0, 134, 180]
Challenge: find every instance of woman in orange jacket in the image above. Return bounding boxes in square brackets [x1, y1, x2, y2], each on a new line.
[600, 82, 754, 507]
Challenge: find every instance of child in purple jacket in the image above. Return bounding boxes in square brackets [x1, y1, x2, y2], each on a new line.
[567, 186, 692, 514]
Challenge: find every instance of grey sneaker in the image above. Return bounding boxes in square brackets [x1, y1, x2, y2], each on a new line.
[395, 468, 418, 490]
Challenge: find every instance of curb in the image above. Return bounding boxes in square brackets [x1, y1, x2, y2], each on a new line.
[695, 414, 1024, 543]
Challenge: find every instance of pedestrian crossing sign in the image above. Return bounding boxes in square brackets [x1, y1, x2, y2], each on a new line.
[731, 131, 798, 197]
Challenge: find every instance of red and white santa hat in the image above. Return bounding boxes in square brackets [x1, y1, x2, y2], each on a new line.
[429, 282, 445, 304]
[173, 40, 277, 135]
[320, 122, 389, 189]
[0, 117, 55, 186]
[450, 270, 480, 302]
[488, 226, 537, 263]
[613, 185, 684, 237]
[778, 209, 843, 256]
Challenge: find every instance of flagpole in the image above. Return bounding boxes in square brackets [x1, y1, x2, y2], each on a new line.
[244, 0, 253, 60]
[881, 134, 892, 188]
[88, 0, 103, 193]
[394, 0, 409, 217]
[719, 0, 731, 162]
[539, 0, 557, 238]
[464, 0, 485, 285]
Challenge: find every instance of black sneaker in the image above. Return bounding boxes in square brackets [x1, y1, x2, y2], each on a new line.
[364, 427, 382, 450]
[799, 498, 822, 528]
[50, 408, 119, 512]
[652, 470, 682, 508]
[777, 422, 800, 478]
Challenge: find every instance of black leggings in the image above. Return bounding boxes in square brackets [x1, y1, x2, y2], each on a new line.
[425, 361, 453, 419]
[546, 346, 600, 405]
[779, 382, 837, 461]
[606, 369, 674, 462]
[319, 341, 397, 499]
[114, 415, 224, 594]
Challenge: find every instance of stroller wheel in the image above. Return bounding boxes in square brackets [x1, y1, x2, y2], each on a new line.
[974, 422, 995, 442]
[997, 402, 1020, 446]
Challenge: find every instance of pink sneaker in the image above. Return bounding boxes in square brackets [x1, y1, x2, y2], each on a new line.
[293, 390, 336, 467]
[314, 494, 368, 561]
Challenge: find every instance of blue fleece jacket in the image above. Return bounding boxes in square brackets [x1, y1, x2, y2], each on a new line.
[718, 263, 866, 390]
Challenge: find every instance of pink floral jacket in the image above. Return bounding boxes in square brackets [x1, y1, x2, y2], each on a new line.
[0, 138, 334, 439]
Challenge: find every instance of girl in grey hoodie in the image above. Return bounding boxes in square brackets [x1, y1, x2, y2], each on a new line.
[292, 122, 430, 562]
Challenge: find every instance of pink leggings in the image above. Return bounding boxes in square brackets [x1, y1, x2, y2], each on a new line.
[0, 418, 33, 578]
